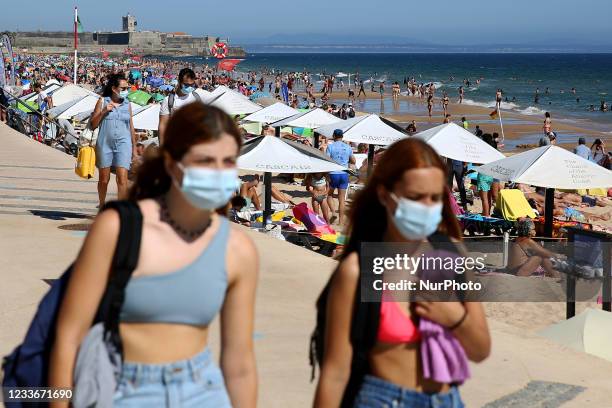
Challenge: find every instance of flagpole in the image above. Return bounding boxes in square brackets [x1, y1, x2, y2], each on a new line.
[498, 103, 505, 142]
[73, 6, 78, 84]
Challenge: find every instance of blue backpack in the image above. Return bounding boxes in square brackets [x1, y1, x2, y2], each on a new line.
[1, 201, 142, 407]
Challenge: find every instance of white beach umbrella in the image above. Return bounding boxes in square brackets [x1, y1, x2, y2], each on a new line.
[194, 88, 213, 101]
[270, 108, 340, 129]
[21, 83, 62, 103]
[132, 104, 161, 131]
[239, 135, 346, 173]
[46, 94, 100, 120]
[208, 91, 262, 115]
[242, 102, 299, 124]
[414, 123, 505, 164]
[48, 84, 97, 106]
[239, 135, 347, 221]
[476, 145, 612, 189]
[316, 114, 408, 146]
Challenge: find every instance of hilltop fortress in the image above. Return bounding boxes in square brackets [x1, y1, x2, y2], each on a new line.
[9, 14, 246, 57]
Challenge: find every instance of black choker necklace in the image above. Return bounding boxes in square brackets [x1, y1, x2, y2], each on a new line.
[159, 195, 211, 239]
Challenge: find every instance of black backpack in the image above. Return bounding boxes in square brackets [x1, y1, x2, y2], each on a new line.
[309, 233, 460, 407]
[168, 91, 203, 115]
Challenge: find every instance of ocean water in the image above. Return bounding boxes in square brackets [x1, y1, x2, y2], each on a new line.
[184, 53, 612, 130]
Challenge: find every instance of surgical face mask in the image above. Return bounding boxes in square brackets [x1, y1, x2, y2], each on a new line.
[390, 193, 443, 240]
[181, 84, 196, 94]
[119, 90, 129, 99]
[174, 164, 239, 210]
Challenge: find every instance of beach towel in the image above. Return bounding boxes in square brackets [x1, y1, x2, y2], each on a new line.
[495, 189, 536, 221]
[292, 202, 336, 235]
[419, 318, 471, 384]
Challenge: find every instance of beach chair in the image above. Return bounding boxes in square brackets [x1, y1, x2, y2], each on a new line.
[494, 189, 537, 221]
[345, 183, 365, 203]
[458, 213, 514, 236]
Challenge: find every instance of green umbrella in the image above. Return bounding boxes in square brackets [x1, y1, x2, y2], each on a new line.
[152, 93, 165, 102]
[127, 90, 152, 106]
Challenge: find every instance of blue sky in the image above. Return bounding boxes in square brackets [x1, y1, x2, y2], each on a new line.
[2, 0, 611, 45]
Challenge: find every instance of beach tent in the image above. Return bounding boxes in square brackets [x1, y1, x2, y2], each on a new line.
[46, 94, 100, 120]
[316, 114, 408, 146]
[132, 104, 161, 131]
[127, 90, 152, 106]
[239, 135, 347, 222]
[477, 145, 612, 236]
[242, 102, 299, 124]
[207, 91, 262, 116]
[538, 308, 612, 362]
[48, 84, 98, 106]
[415, 123, 505, 164]
[270, 108, 340, 130]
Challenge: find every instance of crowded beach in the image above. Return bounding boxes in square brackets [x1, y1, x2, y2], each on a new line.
[2, 49, 612, 408]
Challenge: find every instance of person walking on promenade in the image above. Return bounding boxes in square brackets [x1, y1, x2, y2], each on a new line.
[49, 104, 258, 408]
[90, 74, 136, 207]
[314, 138, 490, 407]
[158, 68, 201, 144]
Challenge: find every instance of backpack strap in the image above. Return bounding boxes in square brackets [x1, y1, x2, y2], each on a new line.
[97, 201, 143, 347]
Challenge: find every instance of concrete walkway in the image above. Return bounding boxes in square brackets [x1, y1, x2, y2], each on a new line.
[2, 122, 612, 407]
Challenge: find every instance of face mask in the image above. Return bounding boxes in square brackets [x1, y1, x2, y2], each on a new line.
[390, 193, 443, 240]
[175, 164, 239, 210]
[119, 90, 129, 99]
[181, 85, 195, 94]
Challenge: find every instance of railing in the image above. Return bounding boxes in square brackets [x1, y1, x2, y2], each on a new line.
[1, 90, 79, 155]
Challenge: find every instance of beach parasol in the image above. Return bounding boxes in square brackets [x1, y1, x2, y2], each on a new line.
[242, 102, 299, 124]
[270, 108, 339, 130]
[46, 84, 97, 106]
[132, 103, 161, 130]
[477, 145, 612, 236]
[239, 135, 347, 222]
[249, 91, 273, 102]
[317, 114, 409, 175]
[46, 94, 100, 120]
[207, 91, 262, 115]
[414, 123, 505, 164]
[127, 90, 152, 106]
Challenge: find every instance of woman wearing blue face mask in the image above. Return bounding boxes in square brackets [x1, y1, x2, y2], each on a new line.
[50, 103, 258, 408]
[91, 73, 137, 207]
[314, 138, 490, 408]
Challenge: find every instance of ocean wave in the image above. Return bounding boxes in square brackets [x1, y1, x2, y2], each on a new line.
[462, 99, 520, 110]
[517, 106, 547, 116]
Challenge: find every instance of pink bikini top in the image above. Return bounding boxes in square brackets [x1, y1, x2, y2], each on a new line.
[377, 298, 421, 344]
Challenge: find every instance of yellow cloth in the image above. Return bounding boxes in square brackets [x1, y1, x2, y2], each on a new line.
[573, 188, 607, 197]
[496, 189, 536, 221]
[255, 210, 288, 223]
[75, 146, 96, 179]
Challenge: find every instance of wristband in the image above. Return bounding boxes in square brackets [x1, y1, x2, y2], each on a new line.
[448, 308, 468, 331]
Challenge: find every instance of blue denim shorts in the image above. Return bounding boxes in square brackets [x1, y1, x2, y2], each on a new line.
[113, 348, 232, 408]
[354, 375, 464, 408]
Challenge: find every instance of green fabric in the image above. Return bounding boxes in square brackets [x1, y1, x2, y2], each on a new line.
[15, 100, 38, 113]
[127, 90, 152, 106]
[152, 93, 165, 102]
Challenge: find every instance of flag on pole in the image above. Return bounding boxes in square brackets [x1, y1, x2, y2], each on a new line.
[76, 16, 84, 33]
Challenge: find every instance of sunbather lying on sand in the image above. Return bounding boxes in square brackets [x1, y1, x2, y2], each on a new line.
[526, 195, 611, 222]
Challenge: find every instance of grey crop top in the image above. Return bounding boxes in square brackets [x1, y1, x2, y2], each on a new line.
[120, 217, 230, 326]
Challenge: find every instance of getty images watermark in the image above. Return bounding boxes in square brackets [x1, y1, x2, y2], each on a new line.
[371, 252, 485, 292]
[359, 242, 610, 302]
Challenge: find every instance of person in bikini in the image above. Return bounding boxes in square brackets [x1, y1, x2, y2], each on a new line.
[305, 172, 332, 223]
[507, 218, 559, 277]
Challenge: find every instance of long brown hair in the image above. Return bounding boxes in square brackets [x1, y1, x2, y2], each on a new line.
[129, 103, 242, 200]
[342, 138, 462, 259]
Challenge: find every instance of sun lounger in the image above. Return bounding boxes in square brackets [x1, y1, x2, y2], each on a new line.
[458, 213, 514, 236]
